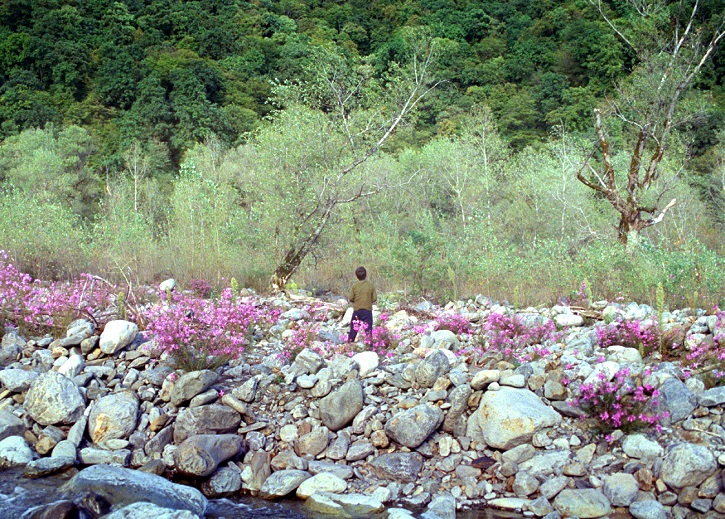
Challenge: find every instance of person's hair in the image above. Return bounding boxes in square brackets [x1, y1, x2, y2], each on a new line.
[355, 266, 367, 280]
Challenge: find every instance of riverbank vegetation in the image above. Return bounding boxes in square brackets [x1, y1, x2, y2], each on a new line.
[0, 0, 724, 308]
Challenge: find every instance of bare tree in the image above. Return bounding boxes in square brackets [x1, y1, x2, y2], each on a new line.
[577, 0, 724, 247]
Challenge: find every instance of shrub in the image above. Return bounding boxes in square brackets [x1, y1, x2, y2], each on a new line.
[572, 367, 668, 435]
[435, 312, 472, 335]
[481, 312, 558, 362]
[142, 288, 259, 371]
[595, 319, 661, 357]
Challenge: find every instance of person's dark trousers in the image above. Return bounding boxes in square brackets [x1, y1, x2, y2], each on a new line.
[348, 309, 373, 342]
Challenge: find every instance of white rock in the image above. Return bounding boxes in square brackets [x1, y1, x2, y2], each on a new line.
[352, 351, 379, 378]
[99, 320, 138, 355]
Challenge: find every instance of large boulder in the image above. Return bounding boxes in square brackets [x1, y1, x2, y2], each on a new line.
[170, 370, 220, 406]
[0, 368, 39, 392]
[369, 452, 424, 483]
[385, 404, 443, 448]
[173, 404, 241, 444]
[553, 489, 611, 518]
[25, 372, 85, 425]
[660, 443, 717, 489]
[319, 379, 364, 432]
[99, 320, 138, 354]
[415, 350, 450, 388]
[62, 464, 207, 515]
[104, 502, 198, 519]
[658, 378, 696, 425]
[259, 469, 311, 499]
[472, 386, 561, 449]
[174, 434, 245, 477]
[88, 391, 139, 444]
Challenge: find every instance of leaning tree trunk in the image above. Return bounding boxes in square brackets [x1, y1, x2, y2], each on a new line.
[269, 201, 336, 291]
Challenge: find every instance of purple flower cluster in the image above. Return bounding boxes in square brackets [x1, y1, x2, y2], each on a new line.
[279, 322, 319, 362]
[595, 319, 660, 356]
[434, 312, 472, 335]
[0, 251, 115, 335]
[572, 368, 668, 433]
[352, 319, 399, 359]
[189, 278, 213, 298]
[142, 288, 260, 370]
[481, 312, 558, 362]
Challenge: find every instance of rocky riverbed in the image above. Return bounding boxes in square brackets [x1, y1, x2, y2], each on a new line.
[1, 290, 725, 519]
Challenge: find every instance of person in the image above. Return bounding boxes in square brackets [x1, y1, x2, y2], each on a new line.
[347, 266, 376, 343]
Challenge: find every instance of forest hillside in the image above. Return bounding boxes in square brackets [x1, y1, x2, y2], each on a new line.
[0, 0, 724, 307]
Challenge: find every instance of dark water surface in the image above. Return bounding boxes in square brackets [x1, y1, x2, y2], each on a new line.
[0, 467, 523, 519]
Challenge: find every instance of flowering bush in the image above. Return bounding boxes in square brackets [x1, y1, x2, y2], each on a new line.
[595, 319, 661, 357]
[0, 252, 115, 335]
[572, 367, 668, 434]
[434, 312, 472, 335]
[350, 318, 400, 358]
[480, 312, 558, 362]
[189, 278, 213, 298]
[143, 287, 259, 371]
[279, 322, 319, 362]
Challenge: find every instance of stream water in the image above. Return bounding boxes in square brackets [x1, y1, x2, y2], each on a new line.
[0, 467, 523, 519]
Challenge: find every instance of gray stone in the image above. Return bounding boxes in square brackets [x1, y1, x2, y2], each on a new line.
[602, 473, 639, 506]
[429, 330, 459, 350]
[0, 368, 39, 392]
[201, 465, 242, 497]
[385, 404, 443, 448]
[345, 439, 374, 461]
[0, 409, 25, 441]
[659, 378, 696, 425]
[422, 493, 456, 519]
[104, 502, 199, 519]
[242, 451, 271, 492]
[502, 443, 536, 464]
[232, 375, 261, 402]
[307, 492, 384, 516]
[629, 499, 667, 519]
[660, 443, 717, 489]
[518, 451, 572, 479]
[513, 470, 540, 497]
[308, 460, 354, 480]
[553, 489, 611, 518]
[174, 434, 245, 477]
[622, 434, 663, 459]
[63, 464, 207, 516]
[99, 320, 138, 354]
[540, 476, 569, 500]
[146, 425, 174, 456]
[528, 496, 555, 517]
[259, 469, 311, 499]
[351, 351, 379, 378]
[88, 391, 139, 444]
[58, 354, 84, 378]
[369, 452, 423, 483]
[0, 435, 33, 468]
[0, 332, 24, 366]
[25, 371, 85, 425]
[295, 427, 330, 457]
[79, 447, 131, 465]
[319, 379, 364, 432]
[296, 472, 348, 499]
[415, 350, 450, 388]
[699, 386, 725, 407]
[23, 456, 76, 478]
[473, 386, 561, 449]
[293, 349, 325, 375]
[170, 370, 220, 406]
[173, 404, 241, 444]
[443, 384, 471, 433]
[471, 370, 500, 390]
[51, 439, 77, 459]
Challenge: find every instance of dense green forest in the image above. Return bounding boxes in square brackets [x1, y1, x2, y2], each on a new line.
[1, 0, 725, 307]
